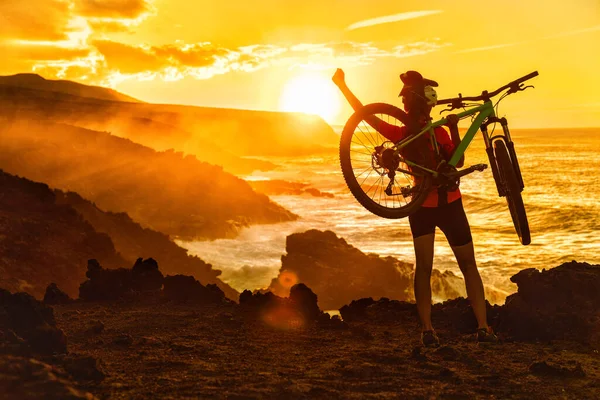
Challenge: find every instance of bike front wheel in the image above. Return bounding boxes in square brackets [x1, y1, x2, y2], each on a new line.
[494, 140, 531, 245]
[339, 103, 431, 219]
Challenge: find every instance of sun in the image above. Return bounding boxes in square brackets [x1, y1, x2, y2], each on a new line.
[279, 72, 341, 123]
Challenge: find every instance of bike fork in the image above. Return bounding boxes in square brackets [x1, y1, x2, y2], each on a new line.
[500, 120, 525, 190]
[481, 123, 505, 197]
[481, 117, 526, 196]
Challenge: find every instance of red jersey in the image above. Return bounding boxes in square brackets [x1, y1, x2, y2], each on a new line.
[376, 122, 461, 207]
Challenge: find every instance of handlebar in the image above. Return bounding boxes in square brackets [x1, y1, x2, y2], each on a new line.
[437, 71, 539, 106]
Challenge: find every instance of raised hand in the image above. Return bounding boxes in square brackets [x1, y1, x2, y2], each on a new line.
[445, 114, 460, 127]
[332, 68, 346, 88]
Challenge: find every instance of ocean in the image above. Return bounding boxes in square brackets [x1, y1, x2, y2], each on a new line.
[179, 127, 600, 304]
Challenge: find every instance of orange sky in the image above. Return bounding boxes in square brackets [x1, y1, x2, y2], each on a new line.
[1, 0, 599, 127]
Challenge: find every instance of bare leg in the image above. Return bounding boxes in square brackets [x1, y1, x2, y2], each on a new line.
[413, 233, 435, 331]
[451, 241, 488, 329]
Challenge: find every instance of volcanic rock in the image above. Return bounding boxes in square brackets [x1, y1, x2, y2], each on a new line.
[0, 288, 67, 354]
[529, 360, 586, 378]
[267, 230, 468, 310]
[340, 297, 416, 324]
[162, 275, 226, 304]
[85, 320, 104, 335]
[63, 354, 105, 382]
[0, 355, 97, 399]
[131, 258, 164, 292]
[79, 260, 134, 301]
[289, 283, 321, 321]
[497, 261, 600, 343]
[79, 258, 166, 301]
[240, 284, 325, 328]
[267, 230, 414, 310]
[43, 283, 73, 305]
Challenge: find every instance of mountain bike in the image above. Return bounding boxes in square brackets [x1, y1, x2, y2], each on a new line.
[339, 71, 538, 245]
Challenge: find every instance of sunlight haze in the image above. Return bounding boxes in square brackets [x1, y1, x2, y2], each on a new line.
[1, 0, 598, 127]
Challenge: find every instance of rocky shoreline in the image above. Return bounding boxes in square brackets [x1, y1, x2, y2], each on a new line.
[1, 260, 599, 399]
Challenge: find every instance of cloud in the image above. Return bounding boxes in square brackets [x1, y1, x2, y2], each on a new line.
[0, 0, 72, 41]
[347, 10, 443, 31]
[0, 42, 91, 61]
[92, 40, 168, 73]
[455, 42, 524, 54]
[75, 0, 154, 19]
[26, 38, 449, 86]
[544, 25, 600, 40]
[456, 24, 600, 55]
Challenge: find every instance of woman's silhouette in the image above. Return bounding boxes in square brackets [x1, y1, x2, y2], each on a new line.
[333, 68, 498, 346]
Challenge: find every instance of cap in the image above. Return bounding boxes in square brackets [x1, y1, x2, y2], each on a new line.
[400, 70, 438, 87]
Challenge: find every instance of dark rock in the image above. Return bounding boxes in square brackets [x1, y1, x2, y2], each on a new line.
[163, 275, 225, 304]
[529, 360, 586, 378]
[85, 320, 104, 335]
[80, 258, 167, 301]
[79, 260, 133, 301]
[339, 297, 416, 324]
[289, 283, 320, 321]
[0, 355, 97, 399]
[266, 230, 415, 310]
[431, 297, 498, 335]
[0, 288, 67, 354]
[131, 258, 164, 292]
[496, 261, 600, 343]
[113, 334, 133, 346]
[0, 329, 27, 354]
[317, 313, 348, 330]
[411, 346, 427, 361]
[63, 354, 105, 382]
[434, 345, 461, 361]
[350, 326, 374, 340]
[43, 283, 73, 305]
[240, 285, 326, 328]
[266, 230, 468, 310]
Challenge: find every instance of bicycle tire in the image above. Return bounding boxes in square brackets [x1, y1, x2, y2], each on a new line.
[494, 140, 531, 245]
[340, 103, 431, 219]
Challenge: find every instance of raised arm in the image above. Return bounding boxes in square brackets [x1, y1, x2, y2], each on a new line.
[332, 69, 400, 140]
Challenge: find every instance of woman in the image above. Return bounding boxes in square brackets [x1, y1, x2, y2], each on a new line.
[332, 68, 497, 346]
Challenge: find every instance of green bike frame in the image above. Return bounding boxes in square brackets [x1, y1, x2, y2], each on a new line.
[393, 99, 527, 199]
[394, 100, 496, 177]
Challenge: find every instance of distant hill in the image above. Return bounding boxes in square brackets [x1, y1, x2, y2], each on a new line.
[0, 117, 297, 240]
[0, 169, 238, 300]
[0, 73, 141, 103]
[55, 191, 238, 300]
[0, 170, 126, 298]
[0, 80, 339, 165]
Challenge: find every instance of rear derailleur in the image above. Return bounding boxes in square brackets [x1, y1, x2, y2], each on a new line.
[373, 145, 413, 197]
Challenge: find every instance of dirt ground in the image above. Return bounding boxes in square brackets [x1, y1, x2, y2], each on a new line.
[53, 300, 600, 399]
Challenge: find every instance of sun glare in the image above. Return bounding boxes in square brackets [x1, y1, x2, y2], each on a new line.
[279, 73, 340, 123]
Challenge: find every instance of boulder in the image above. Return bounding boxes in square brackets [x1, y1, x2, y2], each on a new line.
[240, 284, 325, 328]
[131, 258, 164, 292]
[0, 355, 97, 399]
[79, 258, 165, 301]
[267, 230, 414, 310]
[43, 283, 73, 305]
[267, 230, 467, 310]
[162, 275, 225, 304]
[79, 260, 133, 301]
[496, 261, 600, 343]
[0, 288, 67, 355]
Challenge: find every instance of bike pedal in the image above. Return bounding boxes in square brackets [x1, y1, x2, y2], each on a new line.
[472, 163, 488, 172]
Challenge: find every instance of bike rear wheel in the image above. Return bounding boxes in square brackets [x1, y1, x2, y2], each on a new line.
[339, 103, 431, 219]
[494, 140, 531, 245]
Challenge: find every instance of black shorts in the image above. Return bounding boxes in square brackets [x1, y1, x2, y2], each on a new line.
[408, 197, 472, 247]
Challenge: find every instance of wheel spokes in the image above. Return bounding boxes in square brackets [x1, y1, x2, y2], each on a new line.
[349, 112, 421, 209]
